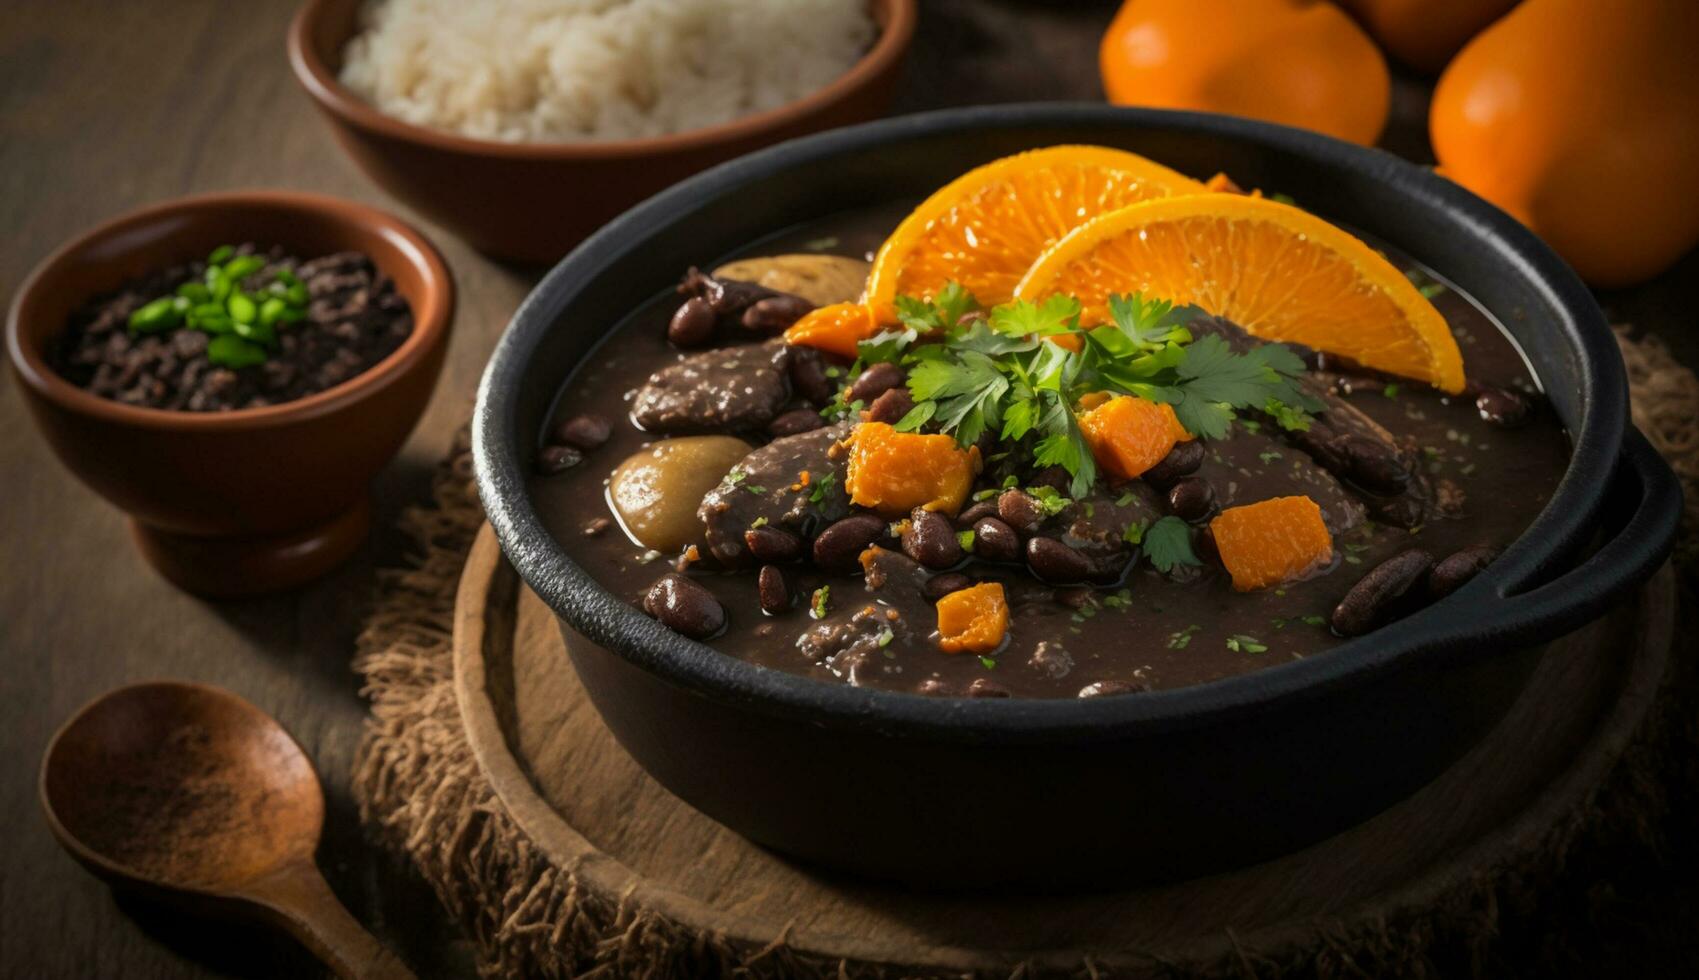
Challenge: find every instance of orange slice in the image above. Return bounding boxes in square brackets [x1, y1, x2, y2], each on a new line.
[865, 145, 1208, 309]
[1015, 194, 1465, 393]
[1210, 496, 1335, 592]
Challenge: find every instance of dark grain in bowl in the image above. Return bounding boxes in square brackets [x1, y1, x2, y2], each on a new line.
[287, 0, 916, 262]
[474, 106, 1679, 886]
[7, 190, 453, 595]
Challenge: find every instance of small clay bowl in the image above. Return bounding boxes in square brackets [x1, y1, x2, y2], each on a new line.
[6, 190, 453, 597]
[287, 0, 917, 264]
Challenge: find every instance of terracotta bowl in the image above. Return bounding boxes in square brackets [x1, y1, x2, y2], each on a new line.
[7, 191, 454, 597]
[287, 0, 917, 264]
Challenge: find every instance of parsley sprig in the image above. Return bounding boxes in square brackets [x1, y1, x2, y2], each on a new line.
[881, 285, 1319, 496]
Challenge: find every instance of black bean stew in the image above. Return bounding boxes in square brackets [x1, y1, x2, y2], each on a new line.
[52, 244, 413, 412]
[531, 203, 1569, 699]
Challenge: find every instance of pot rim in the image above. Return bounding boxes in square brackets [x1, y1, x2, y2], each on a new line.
[6, 189, 454, 432]
[286, 0, 918, 163]
[475, 103, 1632, 741]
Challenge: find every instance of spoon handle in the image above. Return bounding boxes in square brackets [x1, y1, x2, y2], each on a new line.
[246, 862, 416, 980]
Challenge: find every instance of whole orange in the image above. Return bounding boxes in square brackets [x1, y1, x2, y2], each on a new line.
[1431, 0, 1699, 286]
[1100, 0, 1390, 146]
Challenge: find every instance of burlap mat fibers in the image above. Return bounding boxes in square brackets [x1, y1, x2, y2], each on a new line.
[352, 328, 1699, 979]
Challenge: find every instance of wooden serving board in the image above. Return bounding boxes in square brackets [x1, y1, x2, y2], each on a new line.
[451, 523, 1675, 975]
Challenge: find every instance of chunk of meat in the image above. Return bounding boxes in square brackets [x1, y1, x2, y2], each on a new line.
[631, 341, 791, 434]
[698, 423, 852, 565]
[795, 547, 931, 685]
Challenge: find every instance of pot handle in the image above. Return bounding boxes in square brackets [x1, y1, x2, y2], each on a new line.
[1482, 426, 1681, 646]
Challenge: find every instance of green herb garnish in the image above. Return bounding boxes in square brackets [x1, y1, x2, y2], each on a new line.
[892, 285, 1319, 496]
[810, 585, 831, 619]
[956, 529, 975, 552]
[1226, 634, 1269, 654]
[808, 471, 838, 505]
[125, 245, 312, 367]
[1141, 516, 1200, 573]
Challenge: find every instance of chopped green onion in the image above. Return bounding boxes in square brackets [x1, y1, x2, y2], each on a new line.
[222, 255, 266, 281]
[228, 292, 258, 325]
[127, 297, 181, 334]
[206, 334, 266, 368]
[258, 296, 288, 328]
[285, 282, 309, 307]
[207, 245, 234, 265]
[176, 282, 212, 303]
[232, 318, 276, 346]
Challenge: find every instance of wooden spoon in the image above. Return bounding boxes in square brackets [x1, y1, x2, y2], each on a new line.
[39, 681, 414, 979]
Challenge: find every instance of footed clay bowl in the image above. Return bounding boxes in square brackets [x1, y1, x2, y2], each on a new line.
[7, 190, 453, 596]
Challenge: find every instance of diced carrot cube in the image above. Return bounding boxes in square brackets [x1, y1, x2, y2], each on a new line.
[935, 582, 1009, 654]
[1077, 395, 1192, 480]
[783, 302, 881, 359]
[1209, 496, 1334, 591]
[844, 422, 978, 516]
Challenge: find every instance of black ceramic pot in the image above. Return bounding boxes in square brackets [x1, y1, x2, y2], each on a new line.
[475, 105, 1681, 889]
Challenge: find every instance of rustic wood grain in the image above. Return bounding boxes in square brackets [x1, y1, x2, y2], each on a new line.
[1, 0, 1692, 978]
[453, 525, 1674, 973]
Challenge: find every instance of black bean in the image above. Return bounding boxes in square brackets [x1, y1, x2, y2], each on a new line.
[1166, 477, 1217, 523]
[901, 508, 962, 569]
[864, 387, 914, 425]
[1364, 492, 1426, 529]
[551, 413, 611, 451]
[787, 347, 835, 405]
[537, 444, 583, 475]
[812, 513, 887, 572]
[846, 362, 904, 405]
[997, 489, 1044, 534]
[1054, 586, 1094, 609]
[915, 677, 953, 697]
[757, 565, 792, 614]
[1078, 679, 1148, 698]
[956, 501, 998, 528]
[667, 297, 716, 348]
[1142, 440, 1205, 487]
[1427, 545, 1497, 600]
[923, 572, 974, 601]
[1473, 383, 1532, 428]
[767, 407, 825, 437]
[1026, 536, 1093, 583]
[1331, 549, 1435, 637]
[745, 525, 804, 563]
[1340, 435, 1412, 494]
[967, 678, 1011, 698]
[971, 517, 1022, 562]
[1088, 552, 1134, 585]
[742, 294, 814, 333]
[643, 573, 725, 639]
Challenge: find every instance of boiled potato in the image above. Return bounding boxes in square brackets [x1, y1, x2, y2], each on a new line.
[713, 254, 870, 307]
[608, 436, 752, 552]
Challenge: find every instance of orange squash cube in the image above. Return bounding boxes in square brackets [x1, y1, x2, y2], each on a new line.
[935, 582, 1010, 654]
[844, 422, 978, 517]
[1077, 395, 1193, 480]
[1209, 496, 1335, 591]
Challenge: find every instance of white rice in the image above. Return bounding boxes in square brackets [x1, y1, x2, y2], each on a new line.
[338, 0, 877, 143]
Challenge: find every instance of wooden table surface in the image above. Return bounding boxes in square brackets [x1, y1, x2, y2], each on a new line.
[2, 2, 1693, 978]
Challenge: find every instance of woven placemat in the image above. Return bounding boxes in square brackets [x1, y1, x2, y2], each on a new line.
[353, 329, 1699, 979]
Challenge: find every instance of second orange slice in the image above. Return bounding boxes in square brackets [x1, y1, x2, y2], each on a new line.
[1015, 194, 1465, 393]
[865, 145, 1207, 309]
